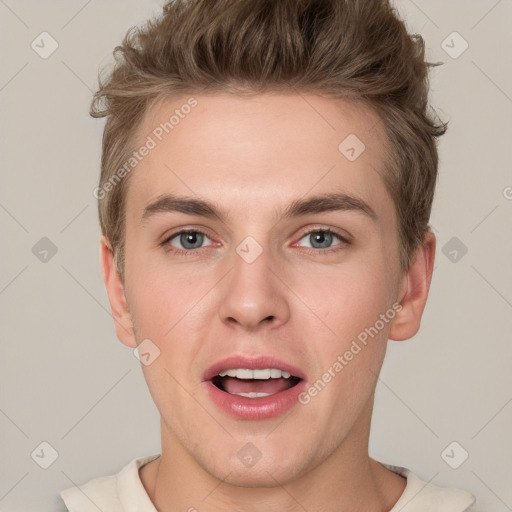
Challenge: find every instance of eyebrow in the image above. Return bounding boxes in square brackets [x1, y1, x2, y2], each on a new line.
[141, 191, 378, 224]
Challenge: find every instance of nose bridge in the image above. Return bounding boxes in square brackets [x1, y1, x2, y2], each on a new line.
[218, 234, 290, 329]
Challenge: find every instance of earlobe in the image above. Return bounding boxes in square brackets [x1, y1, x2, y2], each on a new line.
[389, 231, 436, 341]
[99, 236, 137, 348]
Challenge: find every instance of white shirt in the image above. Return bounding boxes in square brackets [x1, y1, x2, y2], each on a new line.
[60, 454, 476, 511]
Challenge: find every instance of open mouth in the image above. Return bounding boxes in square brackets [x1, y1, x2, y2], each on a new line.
[211, 368, 302, 398]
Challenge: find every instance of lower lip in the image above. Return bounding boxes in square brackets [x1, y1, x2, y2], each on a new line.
[203, 379, 308, 420]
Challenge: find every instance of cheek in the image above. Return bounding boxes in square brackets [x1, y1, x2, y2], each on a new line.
[298, 267, 394, 405]
[125, 258, 221, 393]
[125, 241, 208, 338]
[126, 264, 213, 422]
[291, 258, 396, 398]
[294, 259, 394, 338]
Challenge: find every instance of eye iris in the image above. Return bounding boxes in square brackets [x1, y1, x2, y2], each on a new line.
[181, 232, 203, 249]
[174, 231, 337, 251]
[310, 231, 333, 249]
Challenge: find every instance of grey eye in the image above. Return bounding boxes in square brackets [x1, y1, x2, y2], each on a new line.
[299, 230, 342, 249]
[169, 231, 212, 250]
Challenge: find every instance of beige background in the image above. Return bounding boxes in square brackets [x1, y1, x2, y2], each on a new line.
[1, 1, 511, 510]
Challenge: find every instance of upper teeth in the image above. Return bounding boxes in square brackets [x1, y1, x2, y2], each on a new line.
[218, 368, 291, 379]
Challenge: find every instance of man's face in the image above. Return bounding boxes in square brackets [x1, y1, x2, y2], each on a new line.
[120, 93, 404, 485]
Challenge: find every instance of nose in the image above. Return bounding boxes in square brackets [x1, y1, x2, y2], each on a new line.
[218, 242, 290, 331]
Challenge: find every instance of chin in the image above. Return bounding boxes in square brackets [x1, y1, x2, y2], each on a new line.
[196, 441, 311, 489]
[212, 460, 301, 488]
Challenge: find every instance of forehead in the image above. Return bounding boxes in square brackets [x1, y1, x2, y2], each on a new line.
[126, 92, 392, 224]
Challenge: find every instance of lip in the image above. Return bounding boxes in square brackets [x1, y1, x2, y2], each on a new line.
[203, 379, 307, 420]
[202, 355, 308, 421]
[203, 355, 307, 382]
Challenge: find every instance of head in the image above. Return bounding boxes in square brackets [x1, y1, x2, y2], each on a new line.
[95, 0, 443, 487]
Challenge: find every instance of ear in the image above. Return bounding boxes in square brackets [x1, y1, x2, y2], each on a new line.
[389, 230, 436, 341]
[99, 236, 137, 348]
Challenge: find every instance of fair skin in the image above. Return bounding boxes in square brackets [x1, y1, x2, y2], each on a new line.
[100, 92, 435, 512]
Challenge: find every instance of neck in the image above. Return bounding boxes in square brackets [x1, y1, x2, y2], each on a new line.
[140, 398, 406, 512]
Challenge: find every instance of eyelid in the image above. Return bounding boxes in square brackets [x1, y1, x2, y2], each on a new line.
[162, 227, 214, 249]
[162, 224, 352, 254]
[294, 225, 352, 244]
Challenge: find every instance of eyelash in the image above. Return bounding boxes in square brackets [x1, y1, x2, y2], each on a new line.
[161, 227, 350, 257]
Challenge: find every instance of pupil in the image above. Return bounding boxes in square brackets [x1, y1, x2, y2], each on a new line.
[181, 232, 203, 249]
[311, 231, 332, 249]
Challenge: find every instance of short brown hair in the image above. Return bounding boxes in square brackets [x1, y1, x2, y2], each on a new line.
[91, 0, 447, 282]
